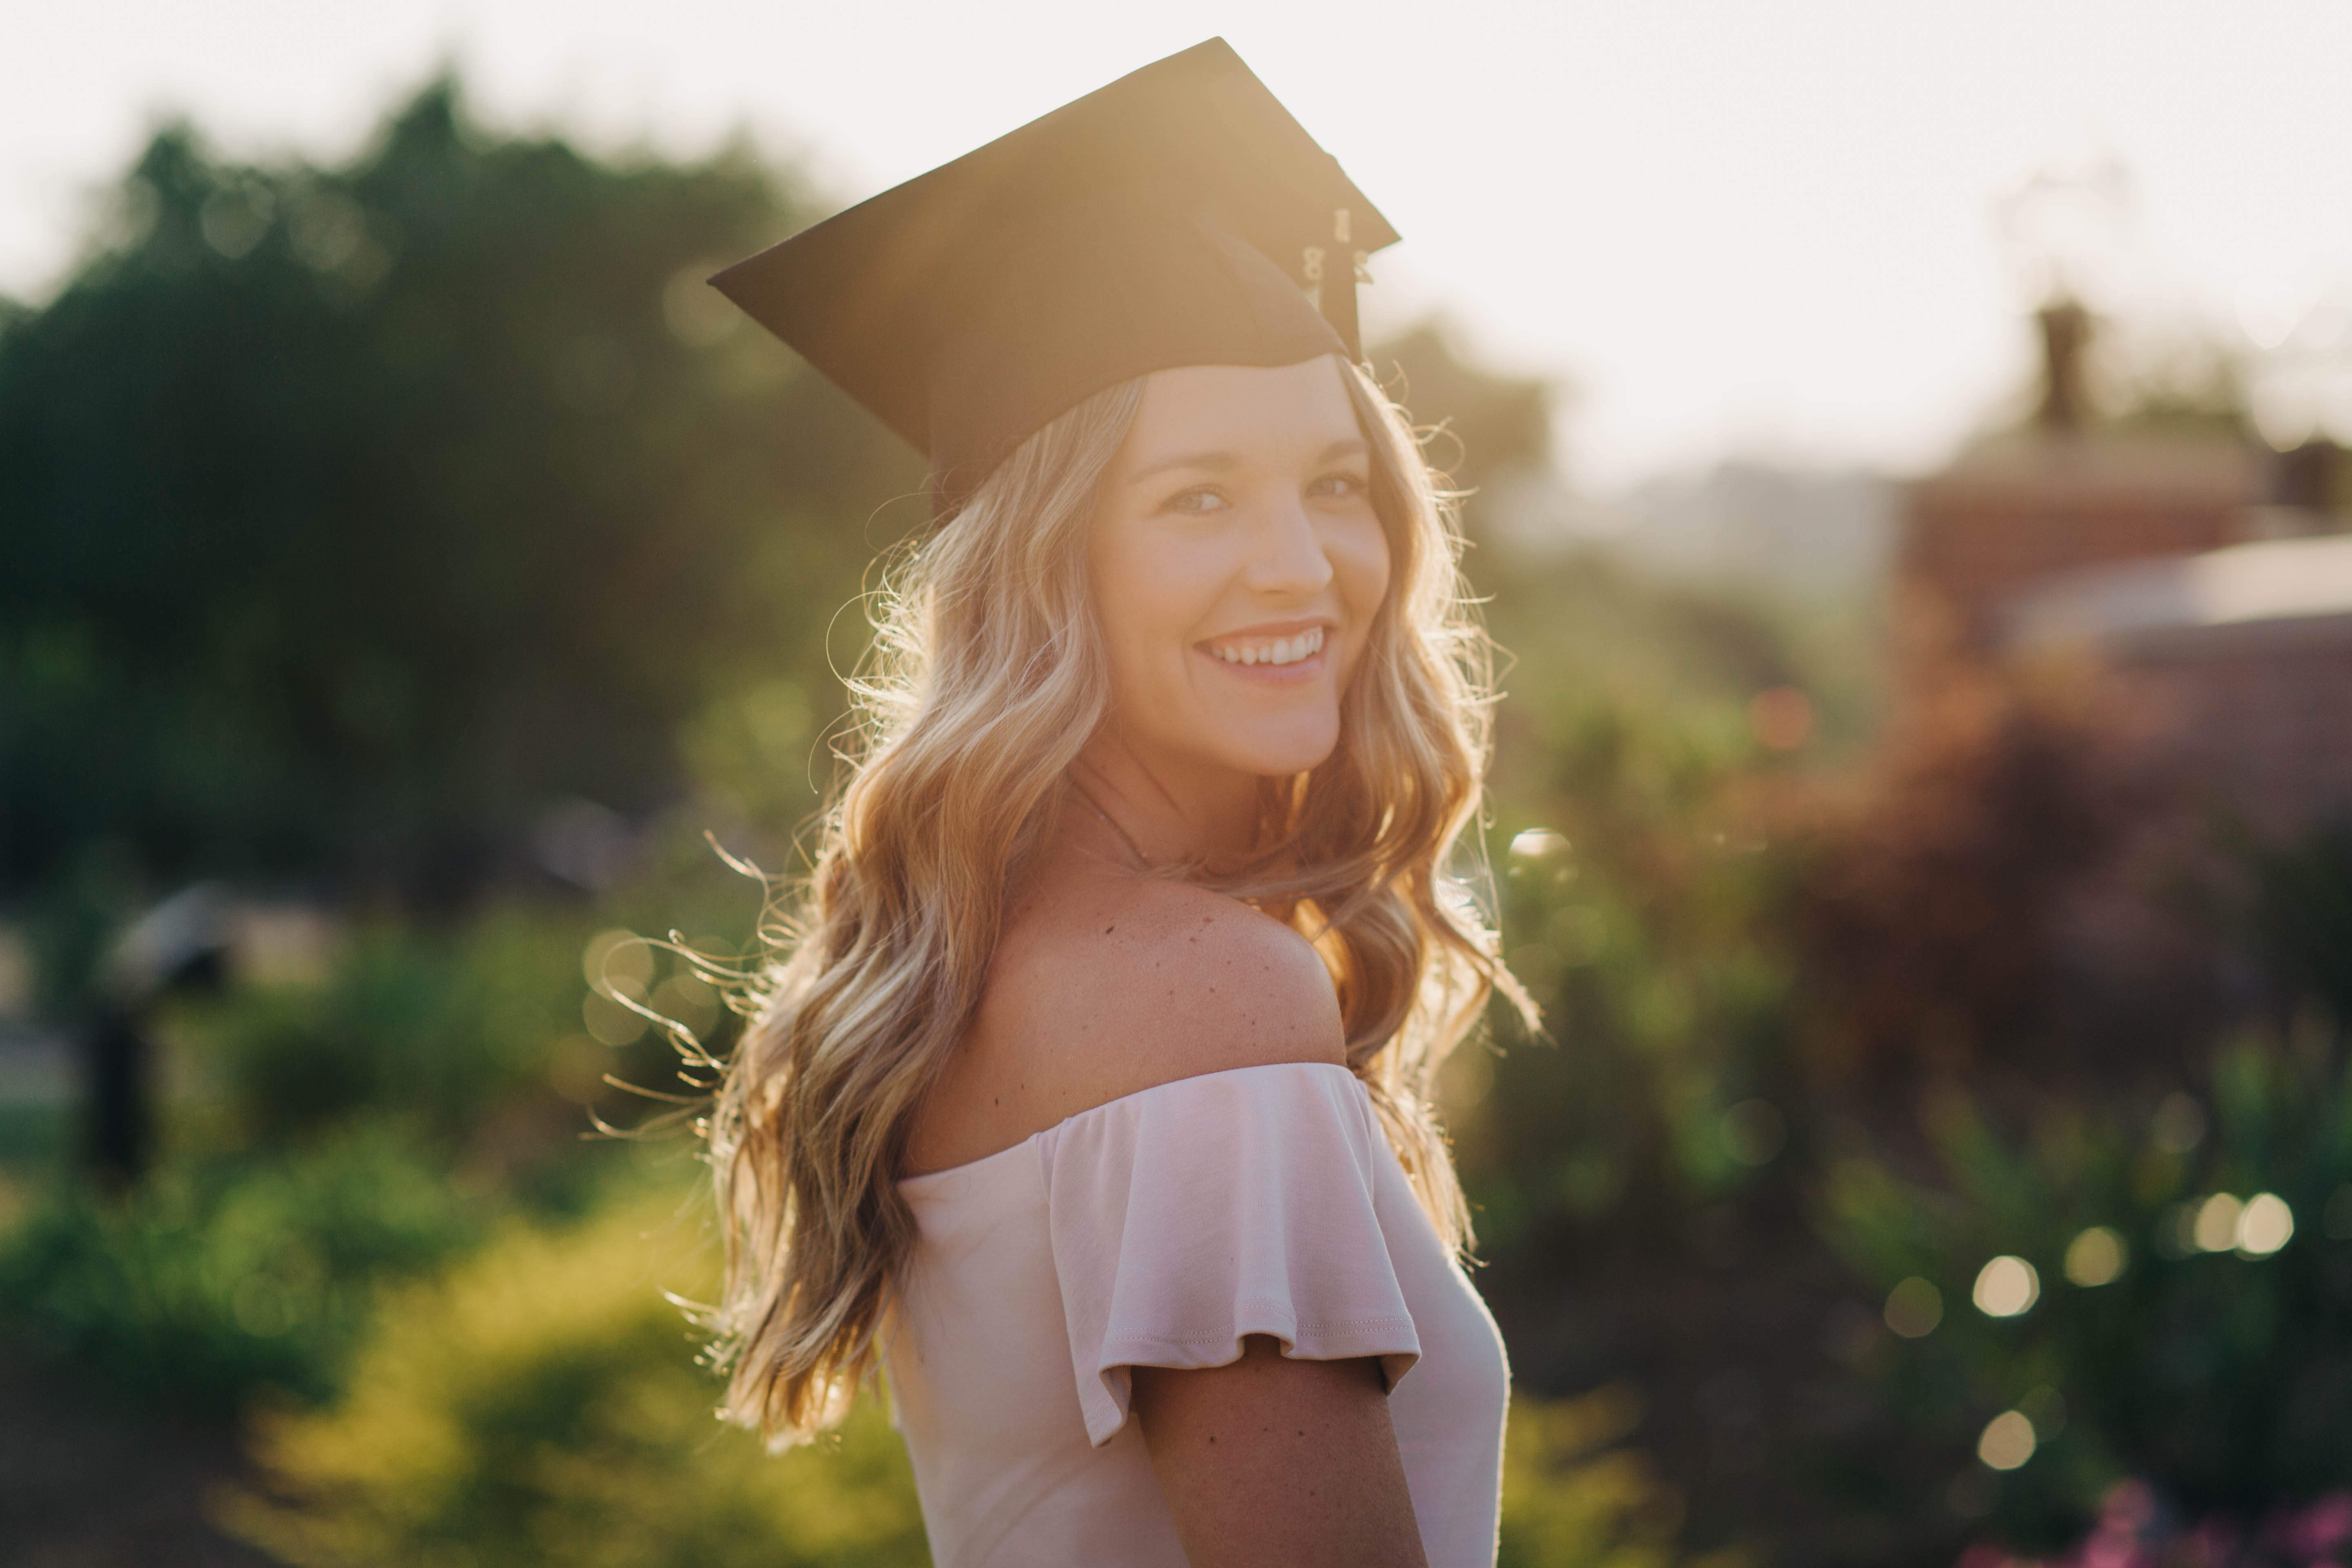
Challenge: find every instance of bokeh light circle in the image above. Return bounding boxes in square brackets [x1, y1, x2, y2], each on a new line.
[1978, 1410, 2037, 1471]
[2194, 1194, 2245, 1253]
[1884, 1276, 1943, 1339]
[2063, 1226, 2127, 1287]
[2237, 1193, 2294, 1257]
[1973, 1255, 2040, 1317]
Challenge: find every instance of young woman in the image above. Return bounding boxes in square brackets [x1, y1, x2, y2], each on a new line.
[700, 40, 1528, 1568]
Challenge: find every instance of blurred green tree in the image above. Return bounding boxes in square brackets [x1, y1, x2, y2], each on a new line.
[0, 80, 919, 907]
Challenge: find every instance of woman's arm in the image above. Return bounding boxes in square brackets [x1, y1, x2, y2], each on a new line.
[1132, 1336, 1429, 1568]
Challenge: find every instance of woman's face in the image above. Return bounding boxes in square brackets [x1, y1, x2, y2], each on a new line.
[1089, 355, 1391, 787]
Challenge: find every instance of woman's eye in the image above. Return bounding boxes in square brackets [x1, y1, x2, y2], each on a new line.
[1309, 472, 1369, 500]
[1163, 487, 1226, 515]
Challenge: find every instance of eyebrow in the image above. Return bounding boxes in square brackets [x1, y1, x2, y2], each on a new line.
[1126, 436, 1368, 485]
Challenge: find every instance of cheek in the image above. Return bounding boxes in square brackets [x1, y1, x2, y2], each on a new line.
[1091, 523, 1216, 692]
[1338, 520, 1394, 637]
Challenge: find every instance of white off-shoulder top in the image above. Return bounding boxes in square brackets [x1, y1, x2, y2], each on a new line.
[885, 1061, 1510, 1567]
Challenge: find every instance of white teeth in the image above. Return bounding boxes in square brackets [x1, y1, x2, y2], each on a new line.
[1209, 628, 1324, 666]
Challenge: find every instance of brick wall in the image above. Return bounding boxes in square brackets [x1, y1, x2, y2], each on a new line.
[1901, 433, 2259, 646]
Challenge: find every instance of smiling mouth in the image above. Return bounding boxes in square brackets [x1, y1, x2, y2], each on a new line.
[1204, 626, 1325, 667]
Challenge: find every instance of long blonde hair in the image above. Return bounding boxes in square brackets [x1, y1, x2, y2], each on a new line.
[705, 356, 1526, 1446]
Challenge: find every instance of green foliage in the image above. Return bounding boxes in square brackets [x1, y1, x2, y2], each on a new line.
[0, 892, 723, 1418]
[227, 1195, 930, 1568]
[0, 78, 918, 900]
[225, 1185, 1721, 1568]
[182, 903, 606, 1147]
[2241, 817, 2352, 1025]
[1459, 685, 1800, 1256]
[1499, 1384, 1740, 1568]
[1818, 1025, 2352, 1544]
[22, 59, 2349, 1568]
[0, 1120, 484, 1408]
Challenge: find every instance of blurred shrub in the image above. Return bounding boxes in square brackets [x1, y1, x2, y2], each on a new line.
[1499, 1383, 1741, 1568]
[2240, 816, 2352, 1024]
[226, 1195, 929, 1568]
[164, 896, 728, 1181]
[1458, 643, 2352, 1564]
[0, 1120, 482, 1408]
[1785, 653, 2171, 1081]
[1818, 1025, 2352, 1549]
[223, 1185, 1726, 1568]
[1463, 690, 1799, 1257]
[0, 891, 739, 1422]
[185, 904, 595, 1147]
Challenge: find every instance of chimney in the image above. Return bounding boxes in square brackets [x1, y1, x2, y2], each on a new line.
[2036, 300, 2092, 434]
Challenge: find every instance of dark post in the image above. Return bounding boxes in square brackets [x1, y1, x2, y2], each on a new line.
[85, 1004, 153, 1192]
[81, 884, 233, 1191]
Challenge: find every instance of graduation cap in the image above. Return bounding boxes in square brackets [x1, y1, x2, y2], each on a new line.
[710, 38, 1398, 510]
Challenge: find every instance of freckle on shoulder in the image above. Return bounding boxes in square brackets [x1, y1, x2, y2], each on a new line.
[977, 875, 1347, 1124]
[1084, 882, 1345, 1084]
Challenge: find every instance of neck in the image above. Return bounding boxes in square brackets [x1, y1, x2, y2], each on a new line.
[1070, 727, 1261, 871]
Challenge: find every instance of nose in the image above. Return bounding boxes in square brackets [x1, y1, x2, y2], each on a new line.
[1241, 494, 1335, 600]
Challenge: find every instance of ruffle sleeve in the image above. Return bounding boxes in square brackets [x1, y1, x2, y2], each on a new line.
[1035, 1062, 1423, 1447]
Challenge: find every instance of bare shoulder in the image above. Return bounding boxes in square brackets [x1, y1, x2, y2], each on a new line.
[1031, 874, 1346, 1080]
[905, 867, 1344, 1174]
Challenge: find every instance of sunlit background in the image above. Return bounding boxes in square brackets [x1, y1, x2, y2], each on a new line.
[13, 0, 2352, 486]
[6, 5, 2352, 1567]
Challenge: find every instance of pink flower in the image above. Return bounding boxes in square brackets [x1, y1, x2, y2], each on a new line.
[2266, 1491, 2352, 1560]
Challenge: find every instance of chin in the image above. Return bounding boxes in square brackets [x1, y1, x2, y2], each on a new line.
[1219, 719, 1341, 779]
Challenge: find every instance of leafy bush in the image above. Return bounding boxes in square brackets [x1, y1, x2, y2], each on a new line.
[213, 1180, 1744, 1568]
[227, 1194, 929, 1568]
[1499, 1382, 1743, 1568]
[1465, 691, 1800, 1257]
[184, 905, 599, 1146]
[1818, 1025, 2352, 1549]
[0, 1119, 483, 1408]
[1784, 653, 2174, 1082]
[2239, 817, 2352, 1023]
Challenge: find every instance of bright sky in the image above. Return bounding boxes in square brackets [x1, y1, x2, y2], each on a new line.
[9, 1, 2352, 487]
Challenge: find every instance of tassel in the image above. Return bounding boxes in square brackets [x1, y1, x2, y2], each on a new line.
[1314, 208, 1362, 359]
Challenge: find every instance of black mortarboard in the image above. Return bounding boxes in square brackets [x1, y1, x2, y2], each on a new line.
[710, 38, 1398, 510]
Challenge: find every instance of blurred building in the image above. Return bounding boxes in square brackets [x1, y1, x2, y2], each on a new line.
[1898, 303, 2352, 833]
[1602, 461, 1896, 608]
